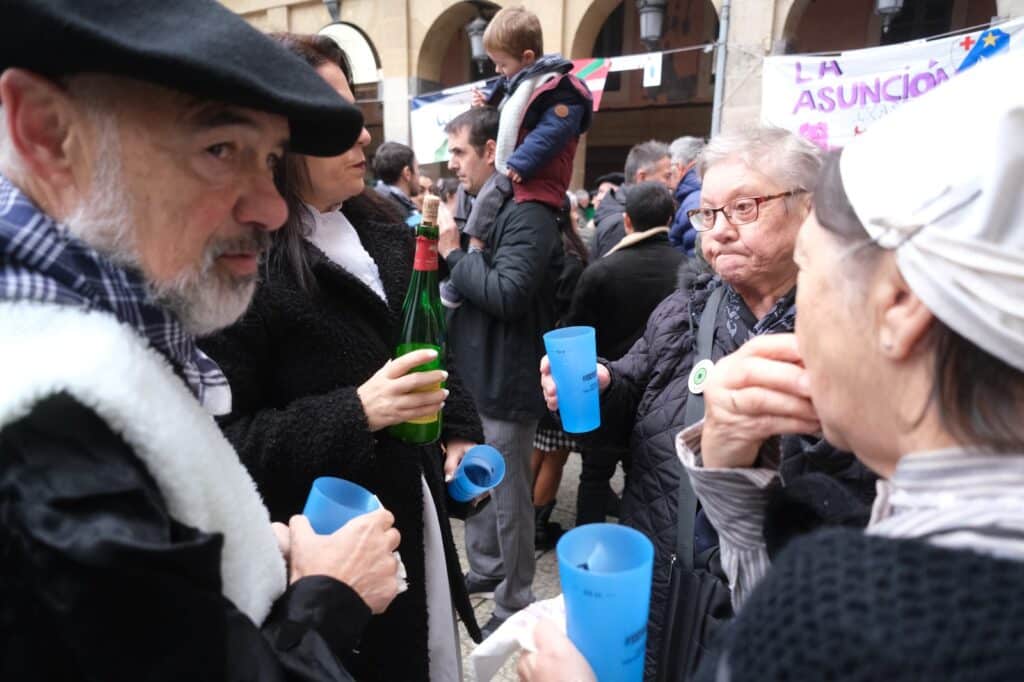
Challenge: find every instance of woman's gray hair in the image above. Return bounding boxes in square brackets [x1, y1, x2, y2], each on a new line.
[698, 127, 822, 194]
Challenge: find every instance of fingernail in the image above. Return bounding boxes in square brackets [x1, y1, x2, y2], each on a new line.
[444, 474, 454, 483]
[798, 373, 811, 392]
[443, 389, 450, 398]
[440, 401, 447, 409]
[441, 370, 449, 380]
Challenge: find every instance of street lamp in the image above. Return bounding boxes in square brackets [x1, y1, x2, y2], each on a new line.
[875, 0, 904, 34]
[466, 16, 489, 66]
[637, 0, 667, 51]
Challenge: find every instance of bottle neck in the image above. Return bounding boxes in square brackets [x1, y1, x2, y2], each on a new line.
[413, 234, 439, 272]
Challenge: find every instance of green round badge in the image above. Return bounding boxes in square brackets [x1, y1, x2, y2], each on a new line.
[688, 359, 715, 395]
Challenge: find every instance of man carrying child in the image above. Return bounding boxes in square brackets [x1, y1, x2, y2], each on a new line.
[440, 6, 592, 308]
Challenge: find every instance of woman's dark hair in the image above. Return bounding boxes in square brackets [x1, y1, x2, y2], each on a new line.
[270, 32, 353, 82]
[436, 177, 461, 204]
[266, 33, 356, 293]
[556, 196, 589, 267]
[815, 150, 1024, 452]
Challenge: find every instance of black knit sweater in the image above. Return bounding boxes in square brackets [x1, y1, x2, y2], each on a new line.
[200, 191, 485, 682]
[697, 528, 1024, 681]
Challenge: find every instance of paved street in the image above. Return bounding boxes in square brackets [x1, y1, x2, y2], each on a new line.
[452, 451, 625, 681]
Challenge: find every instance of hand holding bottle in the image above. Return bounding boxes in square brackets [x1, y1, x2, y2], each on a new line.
[358, 349, 449, 432]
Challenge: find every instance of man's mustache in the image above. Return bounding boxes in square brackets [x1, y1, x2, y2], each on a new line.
[208, 230, 273, 261]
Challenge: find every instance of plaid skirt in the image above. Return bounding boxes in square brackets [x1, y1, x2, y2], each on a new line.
[533, 426, 579, 452]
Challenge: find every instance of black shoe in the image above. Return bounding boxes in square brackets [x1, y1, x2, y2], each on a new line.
[480, 613, 508, 639]
[464, 572, 502, 598]
[535, 520, 564, 550]
[534, 501, 562, 549]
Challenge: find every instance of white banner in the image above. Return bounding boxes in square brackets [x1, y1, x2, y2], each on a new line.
[409, 79, 493, 165]
[410, 53, 648, 165]
[761, 17, 1024, 149]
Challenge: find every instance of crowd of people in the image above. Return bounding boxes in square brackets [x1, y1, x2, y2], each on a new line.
[1, 1, 1022, 682]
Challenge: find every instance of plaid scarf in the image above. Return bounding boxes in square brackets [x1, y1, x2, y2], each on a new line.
[0, 173, 231, 415]
[723, 283, 797, 345]
[704, 280, 797, 362]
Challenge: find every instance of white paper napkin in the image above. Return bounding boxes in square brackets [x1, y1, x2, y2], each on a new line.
[467, 595, 566, 681]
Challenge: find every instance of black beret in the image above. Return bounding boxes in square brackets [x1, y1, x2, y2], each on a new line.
[0, 0, 362, 157]
[594, 172, 625, 187]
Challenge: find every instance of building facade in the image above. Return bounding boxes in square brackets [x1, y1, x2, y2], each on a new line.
[222, 0, 1024, 187]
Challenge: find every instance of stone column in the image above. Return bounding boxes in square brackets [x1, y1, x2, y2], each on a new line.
[718, 1, 777, 132]
[359, 0, 411, 144]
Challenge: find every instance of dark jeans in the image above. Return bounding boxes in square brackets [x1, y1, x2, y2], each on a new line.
[575, 444, 630, 526]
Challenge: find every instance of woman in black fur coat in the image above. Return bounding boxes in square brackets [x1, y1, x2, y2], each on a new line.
[200, 35, 483, 682]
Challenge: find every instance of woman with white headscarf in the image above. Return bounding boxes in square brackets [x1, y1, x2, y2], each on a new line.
[520, 49, 1024, 682]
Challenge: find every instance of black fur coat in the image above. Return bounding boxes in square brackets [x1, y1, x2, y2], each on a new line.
[201, 191, 484, 681]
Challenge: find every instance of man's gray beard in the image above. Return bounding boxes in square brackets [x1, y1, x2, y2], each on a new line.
[64, 121, 267, 338]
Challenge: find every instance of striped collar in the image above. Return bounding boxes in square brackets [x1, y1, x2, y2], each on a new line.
[869, 448, 1024, 548]
[0, 173, 231, 415]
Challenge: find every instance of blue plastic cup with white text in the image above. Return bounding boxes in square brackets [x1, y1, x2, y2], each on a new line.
[557, 523, 654, 682]
[544, 326, 601, 433]
[448, 444, 506, 502]
[303, 477, 381, 534]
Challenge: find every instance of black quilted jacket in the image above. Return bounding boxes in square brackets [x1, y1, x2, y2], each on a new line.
[588, 261, 875, 679]
[588, 262, 720, 679]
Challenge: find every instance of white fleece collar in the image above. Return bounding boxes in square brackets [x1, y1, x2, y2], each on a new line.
[0, 302, 286, 624]
[604, 226, 670, 257]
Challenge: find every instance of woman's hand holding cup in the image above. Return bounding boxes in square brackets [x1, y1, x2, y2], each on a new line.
[539, 355, 610, 413]
[700, 333, 820, 470]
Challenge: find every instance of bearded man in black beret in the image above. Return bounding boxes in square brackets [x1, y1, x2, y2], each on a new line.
[0, 2, 404, 680]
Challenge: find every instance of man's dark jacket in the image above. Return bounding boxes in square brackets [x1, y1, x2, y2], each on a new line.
[593, 185, 628, 257]
[200, 192, 485, 682]
[373, 181, 418, 224]
[446, 196, 562, 420]
[0, 394, 368, 682]
[669, 167, 701, 255]
[565, 227, 682, 361]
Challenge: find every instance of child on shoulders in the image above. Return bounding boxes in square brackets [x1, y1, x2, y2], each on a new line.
[440, 6, 592, 308]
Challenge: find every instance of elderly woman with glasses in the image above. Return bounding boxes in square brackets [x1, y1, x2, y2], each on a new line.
[540, 127, 876, 679]
[526, 51, 1024, 682]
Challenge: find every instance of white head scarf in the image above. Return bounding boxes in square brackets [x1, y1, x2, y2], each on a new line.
[839, 50, 1024, 372]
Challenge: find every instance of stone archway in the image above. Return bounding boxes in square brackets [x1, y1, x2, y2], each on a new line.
[415, 1, 503, 88]
[778, 0, 810, 51]
[569, 0, 623, 58]
[568, 0, 719, 186]
[320, 22, 382, 85]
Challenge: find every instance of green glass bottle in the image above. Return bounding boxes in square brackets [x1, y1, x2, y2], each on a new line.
[389, 194, 446, 445]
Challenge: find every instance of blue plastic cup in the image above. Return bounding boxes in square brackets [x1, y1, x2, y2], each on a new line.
[543, 326, 601, 434]
[302, 477, 381, 535]
[557, 523, 654, 682]
[448, 444, 506, 502]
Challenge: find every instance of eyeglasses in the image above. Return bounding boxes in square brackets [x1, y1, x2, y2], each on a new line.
[687, 190, 806, 232]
